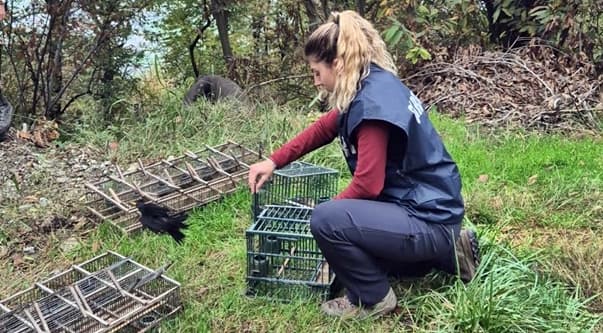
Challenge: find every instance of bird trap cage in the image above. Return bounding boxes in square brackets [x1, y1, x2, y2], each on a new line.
[246, 205, 335, 301]
[85, 141, 261, 233]
[253, 161, 338, 219]
[0, 251, 181, 333]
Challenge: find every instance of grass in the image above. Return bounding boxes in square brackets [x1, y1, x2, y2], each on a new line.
[5, 93, 603, 332]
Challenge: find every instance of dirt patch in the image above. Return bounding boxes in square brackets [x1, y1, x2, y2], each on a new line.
[0, 135, 116, 295]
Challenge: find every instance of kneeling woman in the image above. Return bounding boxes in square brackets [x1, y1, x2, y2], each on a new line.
[248, 10, 479, 319]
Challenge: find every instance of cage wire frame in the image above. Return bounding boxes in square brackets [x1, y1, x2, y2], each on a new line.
[0, 251, 181, 333]
[246, 205, 336, 301]
[85, 141, 262, 233]
[253, 161, 338, 220]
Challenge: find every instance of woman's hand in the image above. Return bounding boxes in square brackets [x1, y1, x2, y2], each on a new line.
[248, 159, 276, 193]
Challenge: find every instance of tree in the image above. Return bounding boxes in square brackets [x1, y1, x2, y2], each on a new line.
[2, 0, 156, 121]
[211, 0, 233, 67]
[303, 0, 324, 30]
[189, 0, 214, 78]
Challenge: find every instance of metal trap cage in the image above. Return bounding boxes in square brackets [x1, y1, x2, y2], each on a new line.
[85, 141, 261, 233]
[246, 205, 335, 301]
[253, 161, 338, 219]
[0, 251, 181, 333]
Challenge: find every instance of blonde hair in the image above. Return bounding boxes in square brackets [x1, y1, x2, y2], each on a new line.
[304, 10, 397, 112]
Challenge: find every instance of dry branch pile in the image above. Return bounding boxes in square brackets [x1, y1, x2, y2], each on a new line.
[405, 43, 603, 132]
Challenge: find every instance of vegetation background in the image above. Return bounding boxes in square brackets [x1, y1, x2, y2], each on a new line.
[0, 0, 601, 332]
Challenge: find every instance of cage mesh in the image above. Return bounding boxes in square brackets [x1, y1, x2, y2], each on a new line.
[253, 161, 338, 219]
[85, 141, 261, 233]
[0, 251, 181, 333]
[246, 205, 335, 301]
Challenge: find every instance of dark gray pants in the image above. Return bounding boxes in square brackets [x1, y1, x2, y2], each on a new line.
[310, 199, 461, 306]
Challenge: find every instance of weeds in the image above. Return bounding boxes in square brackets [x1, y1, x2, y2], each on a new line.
[9, 97, 601, 332]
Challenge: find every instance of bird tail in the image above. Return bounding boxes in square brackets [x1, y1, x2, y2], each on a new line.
[171, 212, 189, 228]
[161, 213, 189, 243]
[137, 202, 189, 243]
[170, 229, 186, 244]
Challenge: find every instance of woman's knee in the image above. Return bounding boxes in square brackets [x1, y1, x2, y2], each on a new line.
[310, 200, 351, 238]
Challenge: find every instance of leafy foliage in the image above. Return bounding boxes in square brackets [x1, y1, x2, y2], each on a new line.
[2, 0, 601, 125]
[0, 0, 156, 121]
[378, 0, 603, 72]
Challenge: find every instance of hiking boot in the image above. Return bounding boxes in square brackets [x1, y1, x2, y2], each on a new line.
[320, 287, 397, 319]
[456, 229, 480, 282]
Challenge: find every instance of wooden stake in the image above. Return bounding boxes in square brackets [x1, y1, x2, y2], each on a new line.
[85, 183, 130, 212]
[277, 246, 296, 276]
[137, 159, 204, 204]
[184, 161, 224, 195]
[108, 175, 157, 202]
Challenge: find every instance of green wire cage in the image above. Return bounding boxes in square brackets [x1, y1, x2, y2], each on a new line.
[252, 161, 339, 219]
[246, 205, 337, 301]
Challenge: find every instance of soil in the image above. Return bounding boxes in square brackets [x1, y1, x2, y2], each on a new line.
[0, 134, 116, 295]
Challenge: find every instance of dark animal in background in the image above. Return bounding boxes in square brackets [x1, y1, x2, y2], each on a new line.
[183, 75, 245, 105]
[0, 91, 13, 141]
[136, 201, 189, 244]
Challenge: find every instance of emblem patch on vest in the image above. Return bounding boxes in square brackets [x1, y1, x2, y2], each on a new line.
[408, 93, 424, 124]
[339, 135, 356, 158]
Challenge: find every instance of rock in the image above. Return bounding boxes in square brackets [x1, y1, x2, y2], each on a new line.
[39, 197, 50, 207]
[56, 177, 69, 183]
[60, 237, 79, 253]
[126, 163, 138, 173]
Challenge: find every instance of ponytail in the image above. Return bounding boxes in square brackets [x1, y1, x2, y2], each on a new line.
[305, 10, 397, 112]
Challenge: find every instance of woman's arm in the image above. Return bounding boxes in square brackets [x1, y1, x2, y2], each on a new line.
[249, 109, 339, 192]
[269, 109, 339, 167]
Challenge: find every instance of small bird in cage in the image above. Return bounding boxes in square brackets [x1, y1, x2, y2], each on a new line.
[136, 201, 188, 243]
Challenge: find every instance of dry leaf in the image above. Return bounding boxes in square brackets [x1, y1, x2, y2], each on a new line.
[46, 128, 60, 141]
[490, 196, 503, 210]
[23, 195, 38, 203]
[12, 254, 24, 267]
[32, 130, 48, 148]
[92, 240, 101, 252]
[0, 246, 8, 258]
[108, 141, 119, 151]
[196, 287, 209, 298]
[73, 218, 88, 231]
[527, 174, 538, 185]
[16, 130, 31, 140]
[478, 174, 489, 183]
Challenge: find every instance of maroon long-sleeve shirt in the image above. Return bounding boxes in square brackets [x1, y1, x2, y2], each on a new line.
[270, 109, 389, 200]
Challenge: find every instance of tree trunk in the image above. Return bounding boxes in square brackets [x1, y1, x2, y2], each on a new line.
[45, 0, 71, 120]
[251, 14, 264, 54]
[189, 34, 202, 78]
[303, 0, 322, 30]
[190, 1, 213, 78]
[320, 0, 330, 18]
[355, 0, 365, 16]
[211, 0, 233, 67]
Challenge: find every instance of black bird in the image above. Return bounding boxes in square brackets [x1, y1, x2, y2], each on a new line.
[136, 201, 189, 244]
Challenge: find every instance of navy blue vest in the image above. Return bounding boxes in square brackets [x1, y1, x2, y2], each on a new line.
[338, 64, 464, 225]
